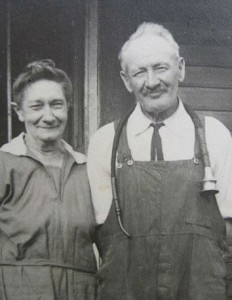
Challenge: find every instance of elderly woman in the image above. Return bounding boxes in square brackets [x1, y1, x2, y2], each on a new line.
[0, 60, 98, 299]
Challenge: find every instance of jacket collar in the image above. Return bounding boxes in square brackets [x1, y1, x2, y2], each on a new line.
[0, 132, 86, 164]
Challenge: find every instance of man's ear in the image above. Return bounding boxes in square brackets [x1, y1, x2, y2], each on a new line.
[178, 57, 185, 83]
[11, 102, 24, 122]
[120, 71, 133, 93]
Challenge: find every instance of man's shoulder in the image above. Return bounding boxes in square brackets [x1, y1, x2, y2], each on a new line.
[204, 115, 230, 132]
[88, 121, 117, 159]
[204, 115, 231, 142]
[90, 121, 115, 143]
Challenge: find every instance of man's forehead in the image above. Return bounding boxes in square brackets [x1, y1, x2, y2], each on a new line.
[126, 35, 175, 55]
[123, 35, 178, 68]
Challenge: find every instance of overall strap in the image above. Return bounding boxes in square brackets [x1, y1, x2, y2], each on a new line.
[114, 120, 132, 163]
[194, 113, 205, 163]
[196, 114, 205, 133]
[182, 101, 207, 165]
[114, 113, 206, 164]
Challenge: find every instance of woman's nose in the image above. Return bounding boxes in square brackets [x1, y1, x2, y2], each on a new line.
[42, 107, 56, 122]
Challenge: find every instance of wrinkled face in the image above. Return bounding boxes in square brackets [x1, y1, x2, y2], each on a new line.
[16, 79, 68, 145]
[120, 35, 185, 117]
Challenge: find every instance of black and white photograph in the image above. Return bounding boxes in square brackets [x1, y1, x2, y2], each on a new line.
[0, 1, 232, 299]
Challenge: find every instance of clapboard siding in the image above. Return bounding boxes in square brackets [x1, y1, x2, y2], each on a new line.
[197, 110, 232, 132]
[179, 46, 232, 131]
[182, 67, 232, 89]
[180, 45, 232, 68]
[163, 24, 232, 47]
[98, 0, 232, 133]
[179, 87, 232, 111]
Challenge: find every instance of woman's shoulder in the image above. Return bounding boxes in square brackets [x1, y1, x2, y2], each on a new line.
[70, 151, 87, 164]
[0, 149, 17, 161]
[1, 133, 27, 156]
[62, 140, 87, 164]
[0, 150, 28, 178]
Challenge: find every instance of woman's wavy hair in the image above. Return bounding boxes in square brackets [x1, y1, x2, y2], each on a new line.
[13, 59, 73, 106]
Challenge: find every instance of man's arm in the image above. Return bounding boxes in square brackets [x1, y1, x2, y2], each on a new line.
[206, 116, 232, 243]
[87, 123, 115, 224]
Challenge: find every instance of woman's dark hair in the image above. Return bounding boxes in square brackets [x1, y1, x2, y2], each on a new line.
[13, 59, 73, 106]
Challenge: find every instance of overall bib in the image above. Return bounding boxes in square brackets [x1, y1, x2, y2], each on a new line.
[96, 119, 227, 300]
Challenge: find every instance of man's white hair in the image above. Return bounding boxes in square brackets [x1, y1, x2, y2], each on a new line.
[118, 22, 180, 71]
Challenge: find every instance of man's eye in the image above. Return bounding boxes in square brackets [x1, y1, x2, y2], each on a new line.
[156, 67, 168, 73]
[134, 70, 144, 77]
[30, 105, 42, 110]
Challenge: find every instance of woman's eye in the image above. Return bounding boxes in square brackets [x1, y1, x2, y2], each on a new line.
[52, 102, 64, 109]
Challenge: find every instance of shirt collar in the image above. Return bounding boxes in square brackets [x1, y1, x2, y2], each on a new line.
[128, 103, 153, 136]
[164, 100, 193, 135]
[128, 99, 191, 137]
[0, 132, 86, 164]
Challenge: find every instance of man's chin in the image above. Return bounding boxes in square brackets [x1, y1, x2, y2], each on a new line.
[143, 98, 166, 111]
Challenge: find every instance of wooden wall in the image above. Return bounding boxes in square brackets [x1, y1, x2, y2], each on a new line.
[0, 2, 7, 145]
[98, 0, 232, 132]
[0, 0, 85, 149]
[0, 1, 231, 147]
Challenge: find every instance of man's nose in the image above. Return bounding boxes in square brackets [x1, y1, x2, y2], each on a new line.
[145, 70, 160, 89]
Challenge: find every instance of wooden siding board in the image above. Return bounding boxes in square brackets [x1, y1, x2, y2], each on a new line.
[84, 0, 99, 147]
[180, 45, 232, 68]
[182, 67, 232, 89]
[179, 87, 232, 111]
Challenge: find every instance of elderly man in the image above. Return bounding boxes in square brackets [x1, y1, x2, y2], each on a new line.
[88, 22, 232, 299]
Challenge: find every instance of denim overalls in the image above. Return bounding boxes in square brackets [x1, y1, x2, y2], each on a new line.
[96, 118, 227, 300]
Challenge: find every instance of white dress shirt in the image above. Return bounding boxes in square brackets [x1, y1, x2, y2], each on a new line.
[87, 101, 232, 224]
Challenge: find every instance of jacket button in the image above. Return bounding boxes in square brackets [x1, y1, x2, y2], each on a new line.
[127, 159, 133, 166]
[117, 163, 122, 168]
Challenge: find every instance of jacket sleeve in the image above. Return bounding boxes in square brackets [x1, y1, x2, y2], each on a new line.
[0, 153, 11, 203]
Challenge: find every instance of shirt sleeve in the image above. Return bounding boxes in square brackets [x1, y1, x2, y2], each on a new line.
[205, 117, 232, 218]
[87, 123, 115, 224]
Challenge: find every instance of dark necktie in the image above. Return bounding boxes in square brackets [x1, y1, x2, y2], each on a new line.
[150, 123, 165, 161]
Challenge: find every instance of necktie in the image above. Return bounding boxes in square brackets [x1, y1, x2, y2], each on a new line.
[150, 123, 165, 161]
